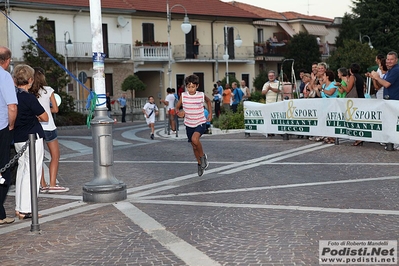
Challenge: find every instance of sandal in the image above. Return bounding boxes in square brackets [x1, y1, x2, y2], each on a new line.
[18, 212, 42, 220]
[18, 212, 32, 220]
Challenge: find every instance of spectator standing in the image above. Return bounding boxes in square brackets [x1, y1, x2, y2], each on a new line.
[160, 88, 176, 133]
[106, 92, 112, 117]
[193, 38, 200, 59]
[262, 70, 281, 103]
[373, 54, 386, 99]
[117, 93, 127, 123]
[371, 51, 399, 150]
[240, 80, 251, 100]
[175, 74, 212, 177]
[222, 83, 232, 112]
[13, 64, 49, 220]
[0, 46, 17, 224]
[212, 85, 222, 118]
[31, 67, 69, 193]
[373, 59, 388, 100]
[336, 68, 349, 98]
[231, 82, 243, 113]
[298, 69, 306, 98]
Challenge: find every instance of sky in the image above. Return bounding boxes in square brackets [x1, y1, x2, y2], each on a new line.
[221, 0, 354, 19]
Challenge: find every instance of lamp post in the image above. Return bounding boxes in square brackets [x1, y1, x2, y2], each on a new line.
[215, 42, 224, 82]
[223, 25, 243, 84]
[167, 0, 191, 89]
[64, 31, 73, 94]
[359, 33, 373, 49]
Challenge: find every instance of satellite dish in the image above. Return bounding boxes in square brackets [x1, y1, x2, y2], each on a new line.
[117, 16, 129, 28]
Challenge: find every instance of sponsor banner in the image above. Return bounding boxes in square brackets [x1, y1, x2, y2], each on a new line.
[319, 240, 397, 264]
[244, 99, 399, 143]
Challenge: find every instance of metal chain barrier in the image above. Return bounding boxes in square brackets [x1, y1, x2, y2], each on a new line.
[0, 140, 30, 184]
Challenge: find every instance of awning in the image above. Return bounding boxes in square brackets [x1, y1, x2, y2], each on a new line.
[302, 24, 329, 36]
[253, 20, 277, 26]
[277, 22, 296, 37]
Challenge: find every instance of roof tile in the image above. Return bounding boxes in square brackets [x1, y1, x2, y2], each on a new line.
[13, 0, 262, 19]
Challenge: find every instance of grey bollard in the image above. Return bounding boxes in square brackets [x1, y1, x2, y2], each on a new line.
[334, 138, 339, 145]
[386, 143, 394, 151]
[28, 134, 40, 233]
[283, 134, 289, 140]
[82, 109, 127, 203]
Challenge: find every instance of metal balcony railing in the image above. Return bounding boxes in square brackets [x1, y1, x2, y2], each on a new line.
[57, 42, 131, 59]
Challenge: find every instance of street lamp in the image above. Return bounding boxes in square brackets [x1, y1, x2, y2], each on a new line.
[167, 0, 191, 89]
[64, 31, 73, 94]
[359, 33, 373, 49]
[215, 42, 224, 82]
[223, 25, 242, 84]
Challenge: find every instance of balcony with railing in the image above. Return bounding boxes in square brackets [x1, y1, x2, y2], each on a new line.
[133, 43, 254, 62]
[56, 42, 131, 60]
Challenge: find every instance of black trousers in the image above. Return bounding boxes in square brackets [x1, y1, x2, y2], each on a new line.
[121, 106, 126, 122]
[0, 127, 12, 219]
[214, 101, 221, 118]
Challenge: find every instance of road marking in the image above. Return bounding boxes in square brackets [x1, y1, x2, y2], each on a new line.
[58, 139, 92, 153]
[139, 176, 399, 200]
[133, 199, 399, 216]
[114, 202, 221, 266]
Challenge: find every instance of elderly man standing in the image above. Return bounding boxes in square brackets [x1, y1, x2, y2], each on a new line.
[262, 70, 281, 103]
[0, 46, 18, 224]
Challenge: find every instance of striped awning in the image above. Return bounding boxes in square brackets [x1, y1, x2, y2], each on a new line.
[303, 24, 329, 36]
[253, 20, 277, 26]
[277, 22, 296, 37]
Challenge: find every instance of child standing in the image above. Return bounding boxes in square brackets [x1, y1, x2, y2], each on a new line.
[175, 74, 212, 176]
[212, 85, 221, 118]
[142, 96, 159, 140]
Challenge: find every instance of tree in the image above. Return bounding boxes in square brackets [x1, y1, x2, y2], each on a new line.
[253, 71, 268, 91]
[283, 32, 321, 76]
[22, 16, 69, 92]
[121, 74, 146, 99]
[220, 75, 240, 89]
[336, 0, 399, 54]
[326, 39, 377, 74]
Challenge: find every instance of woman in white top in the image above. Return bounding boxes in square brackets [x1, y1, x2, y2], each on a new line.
[30, 68, 69, 193]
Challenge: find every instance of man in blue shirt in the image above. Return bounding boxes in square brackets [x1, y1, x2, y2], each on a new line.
[371, 51, 399, 100]
[117, 93, 127, 122]
[231, 82, 243, 113]
[217, 80, 223, 96]
[0, 46, 18, 224]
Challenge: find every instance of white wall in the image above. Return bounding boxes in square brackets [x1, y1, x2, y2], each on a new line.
[8, 9, 132, 61]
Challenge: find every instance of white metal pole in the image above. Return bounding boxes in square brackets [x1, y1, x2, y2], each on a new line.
[64, 33, 69, 94]
[83, 0, 126, 203]
[167, 1, 172, 90]
[215, 43, 219, 82]
[224, 25, 229, 84]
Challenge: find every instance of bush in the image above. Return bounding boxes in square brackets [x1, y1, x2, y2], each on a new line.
[213, 104, 244, 130]
[54, 111, 87, 127]
[57, 91, 75, 115]
[249, 90, 264, 103]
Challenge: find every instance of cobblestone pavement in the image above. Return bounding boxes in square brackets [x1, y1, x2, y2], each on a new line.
[1, 121, 398, 265]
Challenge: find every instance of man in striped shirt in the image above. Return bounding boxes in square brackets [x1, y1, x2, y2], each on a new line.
[175, 74, 212, 176]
